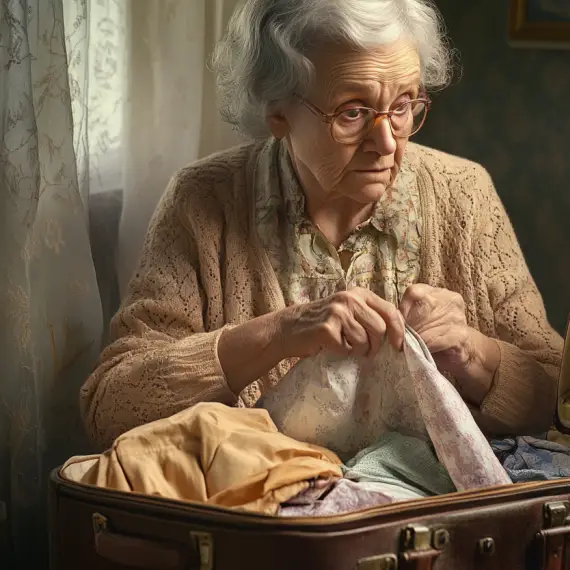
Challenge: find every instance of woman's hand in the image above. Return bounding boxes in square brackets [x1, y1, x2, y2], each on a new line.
[218, 287, 404, 396]
[279, 287, 405, 360]
[399, 284, 500, 405]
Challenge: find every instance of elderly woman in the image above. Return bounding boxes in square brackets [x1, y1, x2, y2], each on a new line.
[81, 0, 562, 450]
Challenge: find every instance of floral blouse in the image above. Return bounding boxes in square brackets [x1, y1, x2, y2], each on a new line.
[254, 140, 422, 307]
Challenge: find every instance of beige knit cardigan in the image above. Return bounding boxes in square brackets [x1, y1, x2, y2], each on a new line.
[81, 141, 563, 450]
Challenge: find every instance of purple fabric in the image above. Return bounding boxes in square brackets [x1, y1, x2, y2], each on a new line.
[279, 479, 391, 517]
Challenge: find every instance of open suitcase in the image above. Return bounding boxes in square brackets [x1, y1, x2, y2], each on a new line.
[49, 328, 570, 570]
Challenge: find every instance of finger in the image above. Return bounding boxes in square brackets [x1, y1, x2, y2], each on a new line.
[353, 310, 385, 359]
[316, 317, 352, 357]
[400, 283, 430, 320]
[399, 284, 435, 327]
[399, 289, 414, 322]
[327, 336, 354, 358]
[341, 317, 371, 357]
[333, 290, 385, 355]
[361, 291, 404, 351]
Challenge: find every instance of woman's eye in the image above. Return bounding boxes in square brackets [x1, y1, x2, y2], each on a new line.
[341, 108, 364, 120]
[393, 103, 410, 116]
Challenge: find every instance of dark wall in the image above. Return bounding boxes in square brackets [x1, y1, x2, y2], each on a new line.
[416, 0, 570, 335]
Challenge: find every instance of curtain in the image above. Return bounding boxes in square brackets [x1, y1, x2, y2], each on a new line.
[0, 0, 103, 566]
[1, 0, 243, 565]
[117, 0, 242, 294]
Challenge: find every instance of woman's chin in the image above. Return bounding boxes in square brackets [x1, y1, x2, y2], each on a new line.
[345, 182, 389, 204]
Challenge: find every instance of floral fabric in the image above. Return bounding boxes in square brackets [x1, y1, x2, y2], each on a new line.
[258, 327, 512, 491]
[254, 140, 422, 307]
[279, 479, 392, 517]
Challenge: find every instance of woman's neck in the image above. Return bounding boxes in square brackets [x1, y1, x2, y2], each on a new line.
[286, 144, 375, 248]
[305, 194, 375, 248]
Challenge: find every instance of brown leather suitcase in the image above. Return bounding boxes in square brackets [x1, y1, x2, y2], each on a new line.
[49, 471, 570, 570]
[49, 327, 570, 570]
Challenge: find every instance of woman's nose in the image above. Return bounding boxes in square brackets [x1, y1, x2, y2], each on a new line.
[369, 115, 397, 155]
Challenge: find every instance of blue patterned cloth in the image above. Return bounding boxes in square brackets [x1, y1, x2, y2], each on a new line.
[491, 436, 570, 482]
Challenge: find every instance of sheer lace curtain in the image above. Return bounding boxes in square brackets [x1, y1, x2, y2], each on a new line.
[79, 0, 243, 325]
[0, 0, 241, 565]
[1, 1, 103, 566]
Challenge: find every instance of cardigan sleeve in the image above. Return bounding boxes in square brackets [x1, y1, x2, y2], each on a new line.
[80, 172, 238, 451]
[472, 168, 563, 435]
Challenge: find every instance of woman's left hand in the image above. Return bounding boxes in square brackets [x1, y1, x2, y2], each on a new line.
[399, 284, 500, 406]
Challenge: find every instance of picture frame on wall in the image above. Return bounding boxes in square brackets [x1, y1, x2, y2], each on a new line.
[508, 0, 570, 48]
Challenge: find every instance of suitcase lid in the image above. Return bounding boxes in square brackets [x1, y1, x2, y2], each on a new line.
[556, 319, 570, 433]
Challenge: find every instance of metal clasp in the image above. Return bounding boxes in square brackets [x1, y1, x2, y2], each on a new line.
[537, 501, 570, 570]
[190, 531, 214, 570]
[355, 524, 449, 570]
[400, 525, 442, 570]
[92, 512, 108, 534]
[402, 525, 432, 551]
[356, 554, 398, 570]
[545, 502, 570, 529]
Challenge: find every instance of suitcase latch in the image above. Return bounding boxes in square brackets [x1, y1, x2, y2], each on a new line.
[355, 525, 446, 570]
[92, 512, 109, 533]
[190, 531, 214, 570]
[537, 501, 570, 570]
[400, 525, 442, 570]
[545, 501, 570, 529]
[356, 554, 398, 570]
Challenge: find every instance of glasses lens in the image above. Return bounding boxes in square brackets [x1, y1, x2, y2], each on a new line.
[332, 108, 376, 144]
[391, 100, 427, 137]
[331, 100, 428, 143]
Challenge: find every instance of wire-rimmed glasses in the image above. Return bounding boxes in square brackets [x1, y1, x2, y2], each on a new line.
[296, 95, 431, 145]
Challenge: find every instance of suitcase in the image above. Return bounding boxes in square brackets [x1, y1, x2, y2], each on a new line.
[49, 326, 570, 570]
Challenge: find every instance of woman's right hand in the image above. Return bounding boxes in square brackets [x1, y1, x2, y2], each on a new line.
[278, 287, 405, 361]
[218, 287, 405, 395]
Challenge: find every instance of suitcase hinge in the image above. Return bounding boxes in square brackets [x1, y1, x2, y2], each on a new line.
[537, 501, 570, 570]
[190, 531, 214, 570]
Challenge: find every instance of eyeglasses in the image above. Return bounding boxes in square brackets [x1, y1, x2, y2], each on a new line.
[296, 95, 431, 145]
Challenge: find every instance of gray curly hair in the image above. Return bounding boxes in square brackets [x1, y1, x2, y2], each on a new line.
[211, 0, 454, 140]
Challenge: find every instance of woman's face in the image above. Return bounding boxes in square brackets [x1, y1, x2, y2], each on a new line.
[268, 42, 421, 205]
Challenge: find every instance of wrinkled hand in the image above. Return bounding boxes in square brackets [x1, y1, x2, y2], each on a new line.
[399, 284, 469, 373]
[400, 284, 500, 404]
[279, 287, 405, 360]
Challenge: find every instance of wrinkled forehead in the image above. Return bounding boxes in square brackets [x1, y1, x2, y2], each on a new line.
[307, 41, 421, 104]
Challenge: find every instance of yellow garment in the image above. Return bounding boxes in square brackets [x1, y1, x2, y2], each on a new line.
[63, 403, 341, 515]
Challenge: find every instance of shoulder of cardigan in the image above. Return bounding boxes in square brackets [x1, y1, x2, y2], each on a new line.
[405, 142, 494, 282]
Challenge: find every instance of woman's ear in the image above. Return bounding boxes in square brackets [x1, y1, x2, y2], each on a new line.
[266, 106, 290, 140]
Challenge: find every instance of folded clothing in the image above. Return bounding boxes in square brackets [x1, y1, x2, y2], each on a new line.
[279, 432, 457, 517]
[279, 479, 392, 517]
[491, 436, 570, 482]
[62, 402, 342, 515]
[343, 432, 456, 499]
